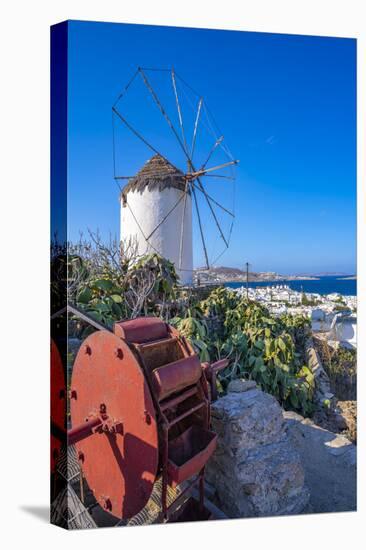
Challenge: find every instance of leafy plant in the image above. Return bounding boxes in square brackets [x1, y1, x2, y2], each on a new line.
[68, 243, 181, 334]
[173, 287, 315, 415]
[64, 232, 316, 415]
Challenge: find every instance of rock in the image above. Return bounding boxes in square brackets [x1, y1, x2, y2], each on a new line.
[334, 412, 348, 431]
[227, 379, 257, 393]
[305, 337, 336, 407]
[206, 388, 309, 518]
[324, 392, 335, 400]
[210, 389, 284, 452]
[337, 401, 357, 443]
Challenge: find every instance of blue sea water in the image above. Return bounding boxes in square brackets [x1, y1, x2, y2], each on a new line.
[225, 276, 356, 296]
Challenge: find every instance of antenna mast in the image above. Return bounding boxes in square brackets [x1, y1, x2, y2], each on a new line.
[245, 262, 250, 300]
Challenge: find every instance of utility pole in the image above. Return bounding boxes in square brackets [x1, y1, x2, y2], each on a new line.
[245, 262, 250, 300]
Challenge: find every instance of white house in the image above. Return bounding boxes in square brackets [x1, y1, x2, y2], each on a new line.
[329, 313, 357, 349]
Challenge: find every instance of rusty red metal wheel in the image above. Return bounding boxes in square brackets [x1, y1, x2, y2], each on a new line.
[50, 339, 66, 473]
[70, 330, 159, 520]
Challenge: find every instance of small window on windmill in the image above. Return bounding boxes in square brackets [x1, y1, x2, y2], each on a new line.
[122, 192, 127, 207]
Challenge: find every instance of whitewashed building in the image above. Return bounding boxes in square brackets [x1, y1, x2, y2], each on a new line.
[329, 313, 357, 349]
[120, 154, 193, 284]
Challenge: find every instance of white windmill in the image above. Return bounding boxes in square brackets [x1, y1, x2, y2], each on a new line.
[112, 67, 238, 285]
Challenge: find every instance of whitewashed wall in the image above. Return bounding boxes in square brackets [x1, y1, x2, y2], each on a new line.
[330, 316, 357, 348]
[121, 187, 193, 285]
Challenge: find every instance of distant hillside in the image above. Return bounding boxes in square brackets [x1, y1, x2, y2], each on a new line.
[194, 266, 317, 284]
[303, 272, 353, 277]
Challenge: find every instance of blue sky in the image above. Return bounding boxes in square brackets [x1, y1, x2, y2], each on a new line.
[67, 21, 356, 274]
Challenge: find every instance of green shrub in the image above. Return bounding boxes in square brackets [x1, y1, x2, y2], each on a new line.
[65, 233, 315, 415]
[172, 287, 314, 416]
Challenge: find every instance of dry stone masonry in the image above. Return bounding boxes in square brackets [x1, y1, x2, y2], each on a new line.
[206, 381, 310, 518]
[305, 337, 334, 406]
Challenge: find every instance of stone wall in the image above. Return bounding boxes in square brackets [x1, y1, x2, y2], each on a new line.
[206, 380, 310, 518]
[307, 336, 357, 439]
[305, 337, 334, 406]
[313, 336, 357, 401]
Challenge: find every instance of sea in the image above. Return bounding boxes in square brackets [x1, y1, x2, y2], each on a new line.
[225, 276, 356, 297]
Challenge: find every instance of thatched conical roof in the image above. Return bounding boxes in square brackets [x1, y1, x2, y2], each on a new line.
[121, 154, 187, 198]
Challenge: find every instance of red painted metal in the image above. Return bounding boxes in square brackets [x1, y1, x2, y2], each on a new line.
[68, 415, 124, 445]
[69, 316, 225, 522]
[167, 426, 217, 487]
[127, 319, 212, 519]
[50, 339, 66, 473]
[202, 358, 229, 401]
[160, 386, 198, 411]
[167, 402, 206, 428]
[70, 331, 159, 520]
[67, 416, 103, 446]
[114, 316, 168, 343]
[151, 355, 202, 401]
